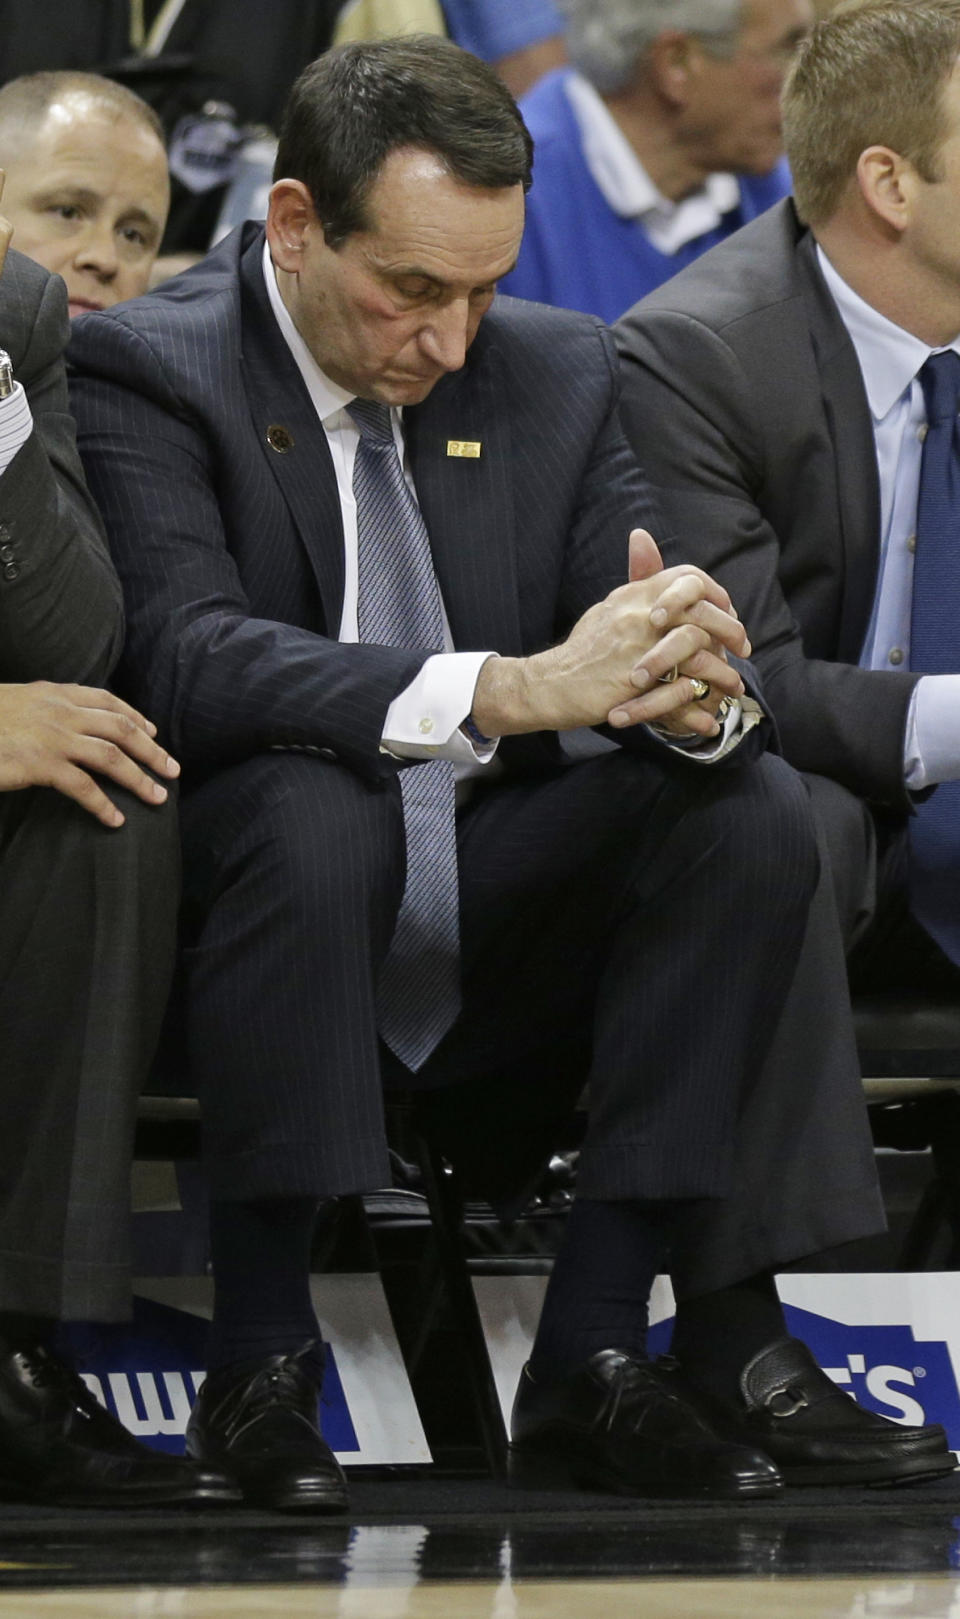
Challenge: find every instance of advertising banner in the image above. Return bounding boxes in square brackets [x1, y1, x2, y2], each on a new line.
[473, 1273, 960, 1448]
[59, 1273, 431, 1465]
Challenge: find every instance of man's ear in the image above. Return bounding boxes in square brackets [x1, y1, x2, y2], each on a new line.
[647, 31, 697, 108]
[856, 145, 914, 235]
[265, 179, 316, 271]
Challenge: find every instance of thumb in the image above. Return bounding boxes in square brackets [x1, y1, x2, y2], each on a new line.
[628, 527, 663, 583]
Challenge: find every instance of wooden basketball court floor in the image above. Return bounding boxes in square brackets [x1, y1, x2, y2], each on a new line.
[1, 1488, 959, 1619]
[1, 1573, 960, 1617]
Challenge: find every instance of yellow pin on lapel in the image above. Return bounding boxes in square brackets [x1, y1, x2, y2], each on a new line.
[446, 440, 482, 459]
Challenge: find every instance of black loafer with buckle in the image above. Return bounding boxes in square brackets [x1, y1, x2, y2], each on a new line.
[510, 1347, 783, 1498]
[676, 1336, 957, 1487]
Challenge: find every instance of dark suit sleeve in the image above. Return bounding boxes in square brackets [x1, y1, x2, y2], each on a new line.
[69, 314, 427, 779]
[547, 321, 771, 771]
[616, 307, 918, 808]
[0, 258, 121, 684]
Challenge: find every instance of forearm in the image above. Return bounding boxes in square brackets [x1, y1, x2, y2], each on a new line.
[0, 265, 122, 684]
[0, 429, 122, 685]
[472, 646, 589, 737]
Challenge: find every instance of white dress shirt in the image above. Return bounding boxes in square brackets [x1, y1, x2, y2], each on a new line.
[817, 246, 960, 788]
[264, 241, 495, 768]
[563, 71, 741, 254]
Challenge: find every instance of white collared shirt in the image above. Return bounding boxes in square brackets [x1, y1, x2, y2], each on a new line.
[0, 382, 32, 476]
[263, 240, 495, 767]
[564, 71, 741, 256]
[817, 245, 960, 787]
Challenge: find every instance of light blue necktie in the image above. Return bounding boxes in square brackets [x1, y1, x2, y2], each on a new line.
[349, 398, 462, 1069]
[909, 350, 960, 966]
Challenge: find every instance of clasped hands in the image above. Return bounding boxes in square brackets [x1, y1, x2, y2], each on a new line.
[605, 527, 748, 738]
[472, 528, 749, 740]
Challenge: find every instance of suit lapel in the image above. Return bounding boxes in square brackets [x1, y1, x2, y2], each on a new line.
[797, 231, 881, 663]
[239, 238, 522, 655]
[239, 234, 346, 629]
[405, 337, 523, 657]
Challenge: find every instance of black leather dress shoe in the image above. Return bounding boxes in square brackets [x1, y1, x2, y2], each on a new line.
[509, 1348, 783, 1498]
[186, 1342, 348, 1512]
[676, 1337, 957, 1487]
[0, 1341, 238, 1507]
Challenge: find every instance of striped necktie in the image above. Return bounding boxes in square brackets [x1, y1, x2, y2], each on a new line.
[349, 397, 462, 1069]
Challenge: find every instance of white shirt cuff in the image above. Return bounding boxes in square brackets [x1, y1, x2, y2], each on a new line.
[382, 651, 500, 763]
[648, 695, 763, 762]
[0, 382, 33, 475]
[905, 675, 960, 787]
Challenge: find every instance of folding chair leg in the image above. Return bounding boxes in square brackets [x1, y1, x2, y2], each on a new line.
[415, 1137, 509, 1479]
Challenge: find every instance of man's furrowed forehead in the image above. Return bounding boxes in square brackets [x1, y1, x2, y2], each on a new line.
[351, 151, 525, 284]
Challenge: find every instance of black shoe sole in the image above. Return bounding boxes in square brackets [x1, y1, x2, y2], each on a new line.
[508, 1440, 783, 1500]
[779, 1452, 958, 1488]
[0, 1477, 244, 1509]
[186, 1441, 349, 1514]
[239, 1481, 349, 1513]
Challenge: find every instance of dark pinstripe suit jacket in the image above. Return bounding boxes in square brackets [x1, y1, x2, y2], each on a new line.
[0, 248, 120, 687]
[66, 223, 739, 787]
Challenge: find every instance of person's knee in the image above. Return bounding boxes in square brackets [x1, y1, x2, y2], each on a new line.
[102, 780, 180, 880]
[183, 753, 405, 922]
[723, 754, 821, 914]
[802, 772, 876, 945]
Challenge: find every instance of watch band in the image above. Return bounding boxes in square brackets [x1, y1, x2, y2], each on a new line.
[461, 713, 494, 748]
[0, 351, 14, 400]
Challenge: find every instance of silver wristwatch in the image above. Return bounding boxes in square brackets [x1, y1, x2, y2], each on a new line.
[0, 351, 14, 399]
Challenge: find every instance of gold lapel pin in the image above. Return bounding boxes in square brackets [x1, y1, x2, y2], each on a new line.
[267, 424, 295, 453]
[446, 440, 482, 459]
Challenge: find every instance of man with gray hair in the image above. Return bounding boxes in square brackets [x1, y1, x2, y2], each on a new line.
[501, 0, 811, 321]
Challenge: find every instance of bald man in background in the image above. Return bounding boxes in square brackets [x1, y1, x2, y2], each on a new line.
[0, 71, 168, 316]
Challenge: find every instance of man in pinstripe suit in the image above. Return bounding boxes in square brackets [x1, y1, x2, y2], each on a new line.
[69, 35, 951, 1511]
[0, 204, 235, 1504]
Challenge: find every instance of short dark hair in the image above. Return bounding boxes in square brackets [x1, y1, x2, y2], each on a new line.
[274, 34, 534, 249]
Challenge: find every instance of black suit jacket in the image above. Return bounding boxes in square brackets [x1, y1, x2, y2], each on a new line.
[0, 247, 120, 686]
[66, 222, 746, 790]
[616, 198, 917, 812]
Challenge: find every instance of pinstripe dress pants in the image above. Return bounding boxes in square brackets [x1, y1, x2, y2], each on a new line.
[0, 785, 178, 1321]
[176, 743, 883, 1290]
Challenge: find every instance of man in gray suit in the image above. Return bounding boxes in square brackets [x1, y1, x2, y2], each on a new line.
[616, 0, 960, 990]
[69, 34, 947, 1513]
[0, 199, 234, 1506]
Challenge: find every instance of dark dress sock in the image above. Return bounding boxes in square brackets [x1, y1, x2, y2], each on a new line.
[528, 1196, 681, 1384]
[0, 1313, 54, 1350]
[669, 1270, 788, 1402]
[207, 1197, 322, 1374]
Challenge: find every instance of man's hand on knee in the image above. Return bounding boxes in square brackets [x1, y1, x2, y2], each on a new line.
[0, 681, 180, 827]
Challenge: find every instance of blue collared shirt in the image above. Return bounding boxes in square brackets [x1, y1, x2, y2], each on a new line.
[818, 245, 960, 788]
